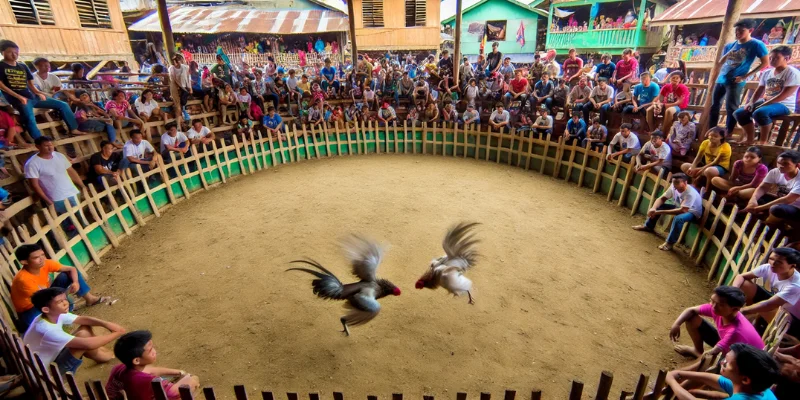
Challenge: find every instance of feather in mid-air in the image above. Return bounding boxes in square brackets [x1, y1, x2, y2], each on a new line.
[415, 222, 481, 304]
[287, 235, 401, 336]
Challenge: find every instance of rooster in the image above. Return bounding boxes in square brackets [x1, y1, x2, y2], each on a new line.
[415, 222, 480, 304]
[287, 235, 401, 336]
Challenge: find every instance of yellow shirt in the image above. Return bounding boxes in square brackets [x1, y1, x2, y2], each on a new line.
[697, 140, 732, 171]
[297, 81, 311, 93]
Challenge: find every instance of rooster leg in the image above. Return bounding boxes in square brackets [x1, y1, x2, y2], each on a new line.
[467, 291, 475, 305]
[340, 317, 351, 336]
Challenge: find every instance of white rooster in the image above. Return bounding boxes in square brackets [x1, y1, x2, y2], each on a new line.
[415, 222, 480, 304]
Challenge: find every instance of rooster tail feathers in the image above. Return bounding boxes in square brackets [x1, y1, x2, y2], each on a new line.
[442, 222, 481, 268]
[287, 259, 345, 300]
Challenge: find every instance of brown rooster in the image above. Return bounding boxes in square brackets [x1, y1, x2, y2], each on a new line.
[287, 235, 401, 336]
[415, 222, 481, 304]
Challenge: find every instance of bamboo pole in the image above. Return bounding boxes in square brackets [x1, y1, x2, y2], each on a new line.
[454, 0, 463, 85]
[156, 0, 176, 61]
[697, 0, 745, 133]
[346, 0, 357, 63]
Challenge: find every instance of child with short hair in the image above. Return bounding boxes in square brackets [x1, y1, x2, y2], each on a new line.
[23, 287, 125, 376]
[669, 286, 764, 362]
[665, 343, 780, 399]
[106, 330, 200, 400]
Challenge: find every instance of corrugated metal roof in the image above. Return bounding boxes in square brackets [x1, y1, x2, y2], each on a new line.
[651, 0, 800, 26]
[128, 6, 349, 34]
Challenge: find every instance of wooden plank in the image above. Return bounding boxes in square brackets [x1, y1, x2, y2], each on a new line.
[262, 392, 275, 400]
[180, 386, 196, 400]
[595, 371, 613, 400]
[333, 392, 344, 400]
[539, 134, 551, 174]
[152, 378, 170, 400]
[568, 380, 584, 400]
[577, 143, 591, 187]
[606, 159, 622, 202]
[631, 374, 649, 400]
[503, 390, 516, 400]
[423, 122, 429, 155]
[479, 393, 490, 400]
[300, 124, 313, 161]
[234, 385, 249, 400]
[202, 387, 218, 400]
[707, 206, 742, 277]
[529, 391, 541, 400]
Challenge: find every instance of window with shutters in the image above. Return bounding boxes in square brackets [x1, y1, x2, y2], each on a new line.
[405, 0, 426, 27]
[75, 0, 113, 29]
[361, 0, 384, 28]
[9, 0, 56, 25]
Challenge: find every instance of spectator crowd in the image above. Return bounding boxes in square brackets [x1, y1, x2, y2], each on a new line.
[2, 17, 800, 398]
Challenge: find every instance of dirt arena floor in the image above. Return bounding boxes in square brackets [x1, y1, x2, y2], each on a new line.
[76, 155, 712, 398]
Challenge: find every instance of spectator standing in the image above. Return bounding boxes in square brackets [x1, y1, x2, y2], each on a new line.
[682, 127, 731, 194]
[732, 45, 800, 145]
[168, 54, 192, 123]
[24, 136, 84, 217]
[667, 111, 697, 156]
[708, 19, 769, 135]
[543, 53, 561, 79]
[485, 43, 503, 76]
[551, 78, 569, 112]
[711, 146, 767, 202]
[107, 330, 200, 400]
[0, 40, 86, 139]
[633, 173, 702, 251]
[438, 50, 454, 78]
[562, 49, 584, 84]
[606, 123, 641, 162]
[498, 57, 515, 80]
[611, 48, 639, 89]
[459, 57, 475, 88]
[528, 54, 545, 84]
[635, 130, 672, 175]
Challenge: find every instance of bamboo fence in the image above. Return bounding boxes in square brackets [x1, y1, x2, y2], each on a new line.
[0, 118, 791, 399]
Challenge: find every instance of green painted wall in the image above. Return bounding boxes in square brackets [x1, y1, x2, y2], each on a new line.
[446, 0, 539, 56]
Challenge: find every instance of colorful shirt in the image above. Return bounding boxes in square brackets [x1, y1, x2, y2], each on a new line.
[668, 121, 696, 153]
[697, 304, 764, 352]
[660, 84, 690, 109]
[106, 364, 179, 400]
[731, 160, 769, 187]
[615, 58, 639, 81]
[717, 39, 769, 84]
[697, 140, 732, 170]
[11, 260, 63, 312]
[758, 66, 800, 112]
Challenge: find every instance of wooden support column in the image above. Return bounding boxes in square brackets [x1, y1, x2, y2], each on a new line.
[157, 0, 176, 61]
[453, 0, 463, 85]
[347, 0, 358, 63]
[698, 0, 745, 133]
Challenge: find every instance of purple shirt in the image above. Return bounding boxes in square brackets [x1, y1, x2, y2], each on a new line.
[732, 160, 769, 187]
[697, 304, 764, 353]
[106, 364, 178, 400]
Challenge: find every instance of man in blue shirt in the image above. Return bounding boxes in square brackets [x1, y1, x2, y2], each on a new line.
[709, 19, 769, 135]
[664, 343, 779, 400]
[320, 58, 339, 97]
[594, 53, 616, 82]
[563, 114, 587, 146]
[623, 72, 660, 129]
[261, 106, 285, 141]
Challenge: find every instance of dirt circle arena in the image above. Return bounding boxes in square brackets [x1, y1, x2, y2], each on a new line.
[75, 155, 711, 398]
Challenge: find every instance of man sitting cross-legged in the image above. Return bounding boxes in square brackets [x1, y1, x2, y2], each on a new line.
[106, 330, 200, 400]
[23, 287, 125, 376]
[11, 243, 111, 333]
[669, 286, 764, 369]
[633, 173, 703, 251]
[664, 343, 780, 400]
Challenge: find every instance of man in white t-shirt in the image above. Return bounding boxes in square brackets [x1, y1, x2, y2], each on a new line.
[732, 46, 800, 145]
[732, 246, 800, 339]
[633, 173, 703, 251]
[187, 119, 215, 147]
[23, 287, 125, 376]
[606, 123, 641, 162]
[160, 121, 190, 163]
[24, 137, 84, 224]
[635, 130, 672, 176]
[32, 58, 74, 102]
[121, 129, 160, 173]
[488, 103, 510, 132]
[743, 150, 800, 230]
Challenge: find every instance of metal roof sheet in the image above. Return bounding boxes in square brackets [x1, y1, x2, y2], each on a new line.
[128, 6, 349, 34]
[651, 0, 800, 26]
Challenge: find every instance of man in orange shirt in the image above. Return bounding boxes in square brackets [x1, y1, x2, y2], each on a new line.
[11, 243, 109, 332]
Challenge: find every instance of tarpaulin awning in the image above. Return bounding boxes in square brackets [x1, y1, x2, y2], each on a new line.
[651, 0, 800, 26]
[128, 6, 349, 34]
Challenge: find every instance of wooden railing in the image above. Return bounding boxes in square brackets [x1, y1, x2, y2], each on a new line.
[189, 52, 344, 68]
[666, 43, 800, 66]
[546, 28, 646, 52]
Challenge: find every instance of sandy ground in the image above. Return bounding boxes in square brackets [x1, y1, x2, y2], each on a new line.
[76, 155, 711, 399]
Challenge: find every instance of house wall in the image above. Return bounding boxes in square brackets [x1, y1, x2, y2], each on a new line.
[0, 0, 135, 63]
[446, 0, 539, 56]
[352, 0, 441, 50]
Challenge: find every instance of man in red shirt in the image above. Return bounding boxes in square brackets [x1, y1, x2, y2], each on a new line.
[504, 69, 529, 109]
[612, 48, 639, 89]
[651, 72, 690, 133]
[562, 48, 584, 85]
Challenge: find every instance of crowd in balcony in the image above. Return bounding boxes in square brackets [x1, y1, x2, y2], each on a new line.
[2, 20, 800, 396]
